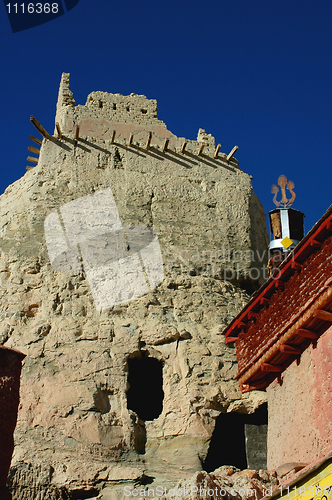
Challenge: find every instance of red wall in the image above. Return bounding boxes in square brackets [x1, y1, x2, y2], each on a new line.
[267, 326, 332, 469]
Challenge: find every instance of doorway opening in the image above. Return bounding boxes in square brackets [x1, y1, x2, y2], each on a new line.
[203, 403, 268, 472]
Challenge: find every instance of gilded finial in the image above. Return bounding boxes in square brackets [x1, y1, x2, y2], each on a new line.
[271, 175, 296, 208]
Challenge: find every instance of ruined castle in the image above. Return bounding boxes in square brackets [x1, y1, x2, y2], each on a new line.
[0, 73, 269, 499]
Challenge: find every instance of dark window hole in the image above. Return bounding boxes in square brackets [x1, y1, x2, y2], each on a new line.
[113, 103, 116, 110]
[203, 403, 268, 472]
[126, 354, 164, 421]
[98, 100, 103, 109]
[141, 109, 147, 114]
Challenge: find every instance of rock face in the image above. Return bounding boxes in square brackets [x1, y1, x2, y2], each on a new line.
[0, 74, 268, 499]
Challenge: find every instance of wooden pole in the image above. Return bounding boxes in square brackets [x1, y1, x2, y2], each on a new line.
[163, 138, 169, 152]
[197, 144, 204, 156]
[26, 166, 35, 171]
[28, 146, 40, 155]
[56, 122, 62, 139]
[214, 144, 221, 159]
[227, 145, 239, 161]
[180, 140, 187, 153]
[128, 133, 133, 146]
[145, 132, 152, 150]
[75, 125, 80, 142]
[111, 130, 116, 144]
[30, 116, 50, 139]
[27, 156, 38, 164]
[29, 135, 42, 146]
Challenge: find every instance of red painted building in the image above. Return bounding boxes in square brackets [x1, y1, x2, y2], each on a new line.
[223, 204, 332, 470]
[0, 346, 25, 499]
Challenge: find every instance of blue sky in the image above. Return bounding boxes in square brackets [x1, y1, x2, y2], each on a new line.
[0, 0, 331, 234]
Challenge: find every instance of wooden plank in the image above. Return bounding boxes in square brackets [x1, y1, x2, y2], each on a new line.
[56, 122, 62, 139]
[75, 125, 80, 141]
[197, 144, 204, 156]
[128, 133, 133, 146]
[145, 132, 152, 150]
[226, 336, 238, 343]
[313, 309, 332, 322]
[248, 311, 258, 319]
[297, 328, 319, 339]
[163, 138, 169, 152]
[310, 239, 322, 248]
[27, 156, 38, 164]
[180, 140, 187, 153]
[227, 145, 238, 161]
[214, 144, 221, 159]
[28, 146, 40, 155]
[29, 135, 42, 146]
[280, 344, 302, 355]
[30, 116, 50, 138]
[111, 130, 116, 144]
[260, 297, 270, 306]
[261, 362, 283, 372]
[26, 166, 35, 171]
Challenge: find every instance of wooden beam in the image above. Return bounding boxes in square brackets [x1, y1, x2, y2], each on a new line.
[227, 145, 238, 161]
[313, 309, 332, 322]
[29, 135, 42, 146]
[280, 344, 302, 355]
[111, 130, 116, 144]
[241, 380, 268, 393]
[310, 239, 321, 248]
[260, 297, 270, 306]
[291, 261, 302, 270]
[248, 311, 258, 319]
[28, 146, 40, 155]
[26, 166, 35, 171]
[197, 144, 204, 156]
[30, 116, 50, 138]
[55, 122, 62, 139]
[128, 133, 133, 147]
[261, 363, 283, 372]
[75, 125, 80, 142]
[145, 132, 152, 150]
[163, 138, 169, 152]
[226, 336, 238, 343]
[214, 144, 221, 159]
[180, 140, 187, 153]
[297, 328, 319, 339]
[27, 156, 38, 164]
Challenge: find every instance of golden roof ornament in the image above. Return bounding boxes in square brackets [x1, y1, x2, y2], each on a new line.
[271, 175, 296, 208]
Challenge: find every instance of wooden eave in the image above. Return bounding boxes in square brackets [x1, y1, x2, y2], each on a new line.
[222, 204, 332, 392]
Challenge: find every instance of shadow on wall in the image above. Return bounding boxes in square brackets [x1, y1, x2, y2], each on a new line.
[0, 346, 26, 500]
[203, 403, 268, 472]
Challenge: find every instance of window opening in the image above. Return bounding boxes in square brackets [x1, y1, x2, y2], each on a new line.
[126, 353, 164, 421]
